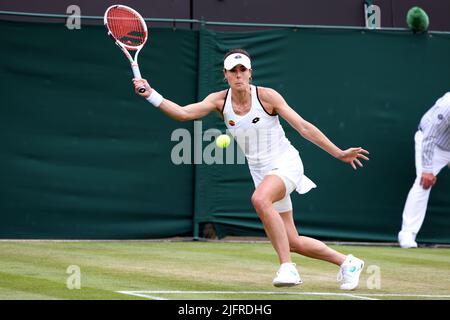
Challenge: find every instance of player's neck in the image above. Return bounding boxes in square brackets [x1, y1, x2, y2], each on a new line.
[232, 85, 251, 105]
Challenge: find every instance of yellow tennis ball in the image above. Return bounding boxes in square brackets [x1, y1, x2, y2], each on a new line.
[216, 134, 231, 149]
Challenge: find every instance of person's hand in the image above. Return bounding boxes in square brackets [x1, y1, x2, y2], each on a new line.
[338, 147, 370, 170]
[132, 78, 152, 98]
[420, 172, 436, 190]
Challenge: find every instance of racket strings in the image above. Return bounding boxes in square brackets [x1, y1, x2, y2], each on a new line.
[107, 7, 146, 48]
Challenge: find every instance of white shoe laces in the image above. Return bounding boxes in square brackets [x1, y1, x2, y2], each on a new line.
[337, 264, 355, 281]
[277, 262, 296, 275]
[337, 256, 357, 282]
[337, 265, 356, 282]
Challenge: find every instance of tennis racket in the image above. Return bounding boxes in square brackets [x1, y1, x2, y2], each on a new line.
[104, 5, 148, 93]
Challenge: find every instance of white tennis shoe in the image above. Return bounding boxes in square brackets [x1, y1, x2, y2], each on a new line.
[272, 262, 302, 287]
[398, 231, 418, 248]
[337, 254, 364, 290]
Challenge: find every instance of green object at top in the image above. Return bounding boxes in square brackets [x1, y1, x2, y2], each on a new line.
[406, 6, 430, 32]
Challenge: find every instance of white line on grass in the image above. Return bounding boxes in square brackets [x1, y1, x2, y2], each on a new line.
[116, 291, 169, 300]
[116, 290, 378, 300]
[116, 290, 450, 300]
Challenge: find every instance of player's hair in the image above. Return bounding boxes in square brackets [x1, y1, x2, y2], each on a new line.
[224, 48, 251, 61]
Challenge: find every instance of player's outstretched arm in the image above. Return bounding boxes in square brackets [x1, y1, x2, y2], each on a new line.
[133, 78, 217, 121]
[266, 88, 370, 170]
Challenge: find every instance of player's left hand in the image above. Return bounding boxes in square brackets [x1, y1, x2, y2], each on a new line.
[339, 147, 370, 170]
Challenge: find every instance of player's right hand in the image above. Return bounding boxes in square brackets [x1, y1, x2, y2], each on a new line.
[420, 172, 436, 190]
[132, 78, 152, 98]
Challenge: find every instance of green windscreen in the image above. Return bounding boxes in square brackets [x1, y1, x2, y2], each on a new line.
[0, 21, 198, 238]
[194, 28, 450, 243]
[1, 20, 449, 243]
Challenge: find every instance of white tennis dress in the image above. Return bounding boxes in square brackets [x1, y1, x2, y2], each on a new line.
[222, 85, 316, 211]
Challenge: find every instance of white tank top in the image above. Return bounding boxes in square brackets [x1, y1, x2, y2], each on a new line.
[222, 85, 294, 167]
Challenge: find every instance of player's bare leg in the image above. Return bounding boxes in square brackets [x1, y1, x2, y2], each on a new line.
[280, 211, 346, 265]
[252, 175, 290, 263]
[251, 175, 301, 287]
[281, 211, 364, 290]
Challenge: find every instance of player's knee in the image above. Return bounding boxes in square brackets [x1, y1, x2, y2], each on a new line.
[251, 192, 271, 215]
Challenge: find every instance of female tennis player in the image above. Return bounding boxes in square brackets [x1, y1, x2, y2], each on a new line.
[132, 49, 369, 290]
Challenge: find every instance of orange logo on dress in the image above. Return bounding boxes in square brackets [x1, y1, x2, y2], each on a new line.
[228, 120, 235, 126]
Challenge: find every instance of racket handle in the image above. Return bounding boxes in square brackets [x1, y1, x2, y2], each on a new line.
[131, 63, 146, 93]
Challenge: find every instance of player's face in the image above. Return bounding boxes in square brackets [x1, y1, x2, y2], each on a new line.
[224, 64, 252, 90]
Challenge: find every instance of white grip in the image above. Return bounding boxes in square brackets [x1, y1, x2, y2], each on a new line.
[131, 63, 142, 79]
[131, 64, 146, 93]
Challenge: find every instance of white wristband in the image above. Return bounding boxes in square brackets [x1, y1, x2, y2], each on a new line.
[146, 90, 164, 107]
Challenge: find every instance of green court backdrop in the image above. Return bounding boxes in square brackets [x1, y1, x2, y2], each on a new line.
[1, 20, 449, 242]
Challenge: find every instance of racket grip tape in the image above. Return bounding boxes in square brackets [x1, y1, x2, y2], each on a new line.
[131, 64, 146, 93]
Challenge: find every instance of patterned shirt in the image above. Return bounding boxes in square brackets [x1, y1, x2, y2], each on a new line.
[419, 92, 450, 172]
